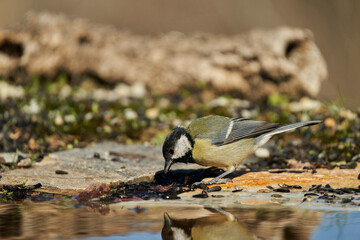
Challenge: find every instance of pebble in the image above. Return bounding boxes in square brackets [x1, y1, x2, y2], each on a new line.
[232, 186, 244, 192]
[271, 194, 283, 198]
[192, 191, 209, 198]
[304, 193, 319, 197]
[145, 108, 160, 119]
[162, 194, 180, 200]
[0, 152, 28, 164]
[208, 186, 222, 192]
[324, 117, 336, 128]
[0, 81, 25, 100]
[17, 158, 32, 168]
[257, 189, 271, 193]
[339, 162, 357, 169]
[341, 198, 352, 204]
[211, 195, 224, 198]
[254, 148, 270, 158]
[192, 183, 209, 190]
[124, 108, 138, 120]
[274, 188, 290, 193]
[55, 170, 68, 174]
[288, 97, 321, 112]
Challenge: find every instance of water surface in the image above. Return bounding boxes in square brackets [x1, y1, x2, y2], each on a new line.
[1, 200, 359, 240]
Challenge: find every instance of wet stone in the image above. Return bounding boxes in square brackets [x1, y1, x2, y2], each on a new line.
[309, 185, 322, 191]
[55, 170, 68, 174]
[208, 186, 222, 192]
[257, 189, 271, 193]
[211, 195, 224, 198]
[194, 183, 209, 190]
[93, 152, 101, 158]
[274, 188, 290, 193]
[358, 173, 360, 180]
[341, 198, 352, 204]
[333, 189, 345, 195]
[193, 191, 209, 198]
[162, 193, 180, 200]
[304, 193, 319, 197]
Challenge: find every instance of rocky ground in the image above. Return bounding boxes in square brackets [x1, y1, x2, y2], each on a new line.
[0, 14, 359, 209]
[0, 75, 359, 206]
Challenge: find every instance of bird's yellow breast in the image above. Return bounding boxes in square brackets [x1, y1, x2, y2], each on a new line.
[192, 138, 256, 170]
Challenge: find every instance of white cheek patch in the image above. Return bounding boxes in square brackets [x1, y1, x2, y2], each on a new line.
[171, 227, 191, 240]
[172, 135, 192, 159]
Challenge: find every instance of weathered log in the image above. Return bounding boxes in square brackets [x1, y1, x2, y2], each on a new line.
[0, 12, 327, 100]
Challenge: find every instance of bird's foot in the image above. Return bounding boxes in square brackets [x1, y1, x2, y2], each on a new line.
[192, 178, 232, 187]
[213, 178, 232, 184]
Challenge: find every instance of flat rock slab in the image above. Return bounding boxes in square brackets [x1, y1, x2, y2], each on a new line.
[0, 142, 198, 190]
[208, 165, 360, 190]
[1, 142, 359, 203]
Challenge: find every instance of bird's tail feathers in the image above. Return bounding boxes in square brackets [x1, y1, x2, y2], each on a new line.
[255, 120, 321, 146]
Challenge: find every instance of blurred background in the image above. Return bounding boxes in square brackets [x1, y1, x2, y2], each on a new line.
[1, 0, 359, 109]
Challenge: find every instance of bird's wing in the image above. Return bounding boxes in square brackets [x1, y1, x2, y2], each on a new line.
[211, 118, 281, 146]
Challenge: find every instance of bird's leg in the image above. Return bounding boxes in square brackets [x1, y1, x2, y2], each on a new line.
[193, 166, 235, 186]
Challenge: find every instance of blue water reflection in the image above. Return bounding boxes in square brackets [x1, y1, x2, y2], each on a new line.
[311, 211, 360, 240]
[75, 232, 161, 240]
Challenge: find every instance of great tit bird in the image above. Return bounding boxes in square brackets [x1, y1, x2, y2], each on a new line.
[162, 115, 320, 184]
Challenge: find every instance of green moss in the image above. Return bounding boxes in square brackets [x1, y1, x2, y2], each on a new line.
[268, 93, 289, 107]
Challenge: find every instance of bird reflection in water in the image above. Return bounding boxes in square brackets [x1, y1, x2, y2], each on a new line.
[162, 208, 254, 240]
[161, 207, 320, 240]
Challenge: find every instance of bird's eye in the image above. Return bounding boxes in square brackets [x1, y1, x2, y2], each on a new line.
[169, 149, 174, 155]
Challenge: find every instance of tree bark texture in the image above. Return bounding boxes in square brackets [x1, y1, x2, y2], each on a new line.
[0, 12, 327, 100]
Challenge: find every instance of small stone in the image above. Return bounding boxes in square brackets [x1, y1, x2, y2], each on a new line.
[124, 108, 138, 120]
[274, 188, 290, 193]
[257, 189, 271, 193]
[193, 191, 209, 198]
[55, 115, 64, 126]
[145, 108, 160, 119]
[208, 186, 221, 192]
[324, 118, 336, 128]
[94, 152, 101, 158]
[341, 198, 352, 204]
[28, 138, 40, 150]
[304, 193, 319, 197]
[340, 162, 357, 169]
[340, 109, 356, 120]
[211, 195, 224, 198]
[358, 174, 360, 180]
[9, 128, 21, 140]
[162, 194, 180, 200]
[55, 170, 68, 174]
[254, 148, 270, 158]
[193, 183, 209, 190]
[271, 194, 283, 198]
[17, 158, 32, 168]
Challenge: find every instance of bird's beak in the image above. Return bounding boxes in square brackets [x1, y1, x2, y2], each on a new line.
[164, 160, 173, 174]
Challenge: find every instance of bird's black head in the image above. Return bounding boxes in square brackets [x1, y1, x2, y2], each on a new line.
[162, 126, 194, 173]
